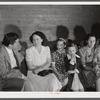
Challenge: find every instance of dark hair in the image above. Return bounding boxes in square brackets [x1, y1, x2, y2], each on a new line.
[29, 31, 45, 43]
[85, 34, 96, 46]
[67, 39, 74, 47]
[86, 34, 96, 41]
[67, 42, 78, 52]
[56, 38, 66, 45]
[2, 32, 19, 47]
[54, 38, 66, 50]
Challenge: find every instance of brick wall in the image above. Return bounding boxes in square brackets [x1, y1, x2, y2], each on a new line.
[0, 5, 100, 46]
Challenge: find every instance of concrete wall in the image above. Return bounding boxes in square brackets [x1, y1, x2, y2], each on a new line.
[0, 5, 100, 46]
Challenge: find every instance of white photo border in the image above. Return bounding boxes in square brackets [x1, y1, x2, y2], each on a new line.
[0, 1, 100, 98]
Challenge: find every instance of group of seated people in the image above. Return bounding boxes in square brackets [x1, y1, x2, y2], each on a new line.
[0, 31, 100, 92]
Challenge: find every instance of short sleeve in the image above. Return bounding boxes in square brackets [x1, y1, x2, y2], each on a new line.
[46, 46, 51, 59]
[26, 49, 33, 62]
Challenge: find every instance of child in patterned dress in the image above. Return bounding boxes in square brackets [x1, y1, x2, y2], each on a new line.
[51, 38, 68, 86]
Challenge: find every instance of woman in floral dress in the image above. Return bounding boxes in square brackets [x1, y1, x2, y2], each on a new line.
[79, 34, 99, 90]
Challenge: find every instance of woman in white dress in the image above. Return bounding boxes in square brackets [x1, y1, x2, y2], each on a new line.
[26, 31, 62, 91]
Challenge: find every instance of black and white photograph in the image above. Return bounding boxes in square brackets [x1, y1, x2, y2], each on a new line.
[0, 1, 100, 98]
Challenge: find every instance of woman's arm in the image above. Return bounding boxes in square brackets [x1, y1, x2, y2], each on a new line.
[40, 46, 51, 70]
[26, 60, 43, 74]
[26, 48, 44, 74]
[41, 58, 51, 70]
[51, 62, 63, 80]
[79, 48, 93, 71]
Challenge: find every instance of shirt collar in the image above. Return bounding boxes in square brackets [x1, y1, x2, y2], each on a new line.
[5, 46, 13, 54]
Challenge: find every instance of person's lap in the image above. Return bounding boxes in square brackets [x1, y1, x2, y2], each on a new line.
[27, 71, 62, 91]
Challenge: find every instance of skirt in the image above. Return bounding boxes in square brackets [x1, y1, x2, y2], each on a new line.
[27, 70, 62, 91]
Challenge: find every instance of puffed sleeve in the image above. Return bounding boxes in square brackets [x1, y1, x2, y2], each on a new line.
[46, 46, 51, 59]
[26, 48, 33, 62]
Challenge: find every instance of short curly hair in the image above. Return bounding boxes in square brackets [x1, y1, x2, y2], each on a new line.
[2, 32, 19, 47]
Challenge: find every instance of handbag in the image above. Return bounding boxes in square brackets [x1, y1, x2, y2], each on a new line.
[38, 69, 53, 76]
[82, 70, 96, 87]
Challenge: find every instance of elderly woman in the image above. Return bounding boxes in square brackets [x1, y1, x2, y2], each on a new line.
[26, 31, 62, 91]
[79, 34, 100, 91]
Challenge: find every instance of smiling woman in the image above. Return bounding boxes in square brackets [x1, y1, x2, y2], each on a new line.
[26, 31, 62, 91]
[79, 34, 99, 91]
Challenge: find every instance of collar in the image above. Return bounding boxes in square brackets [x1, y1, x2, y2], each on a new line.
[5, 46, 13, 54]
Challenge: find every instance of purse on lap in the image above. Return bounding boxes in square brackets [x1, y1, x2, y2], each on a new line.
[38, 69, 53, 76]
[82, 70, 96, 87]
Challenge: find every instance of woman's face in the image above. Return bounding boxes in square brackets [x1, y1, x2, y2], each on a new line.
[32, 35, 43, 46]
[68, 46, 76, 56]
[87, 36, 96, 48]
[57, 41, 65, 51]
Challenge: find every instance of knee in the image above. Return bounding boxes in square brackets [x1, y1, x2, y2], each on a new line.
[24, 79, 34, 91]
[49, 74, 57, 83]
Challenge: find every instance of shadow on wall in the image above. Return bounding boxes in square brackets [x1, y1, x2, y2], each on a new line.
[4, 24, 27, 51]
[91, 23, 100, 39]
[4, 24, 22, 38]
[49, 25, 69, 52]
[41, 33, 49, 47]
[73, 25, 87, 46]
[0, 41, 2, 47]
[56, 25, 69, 39]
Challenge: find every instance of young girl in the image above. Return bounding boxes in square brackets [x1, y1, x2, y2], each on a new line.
[51, 38, 68, 86]
[65, 42, 85, 91]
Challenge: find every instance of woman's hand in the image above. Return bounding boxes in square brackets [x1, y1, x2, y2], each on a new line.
[71, 54, 76, 61]
[68, 70, 76, 74]
[35, 68, 43, 74]
[58, 74, 63, 81]
[70, 54, 76, 65]
[84, 66, 93, 71]
[75, 69, 79, 73]
[32, 67, 43, 74]
[94, 65, 100, 72]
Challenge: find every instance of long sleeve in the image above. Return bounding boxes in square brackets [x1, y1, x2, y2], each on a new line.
[0, 53, 9, 78]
